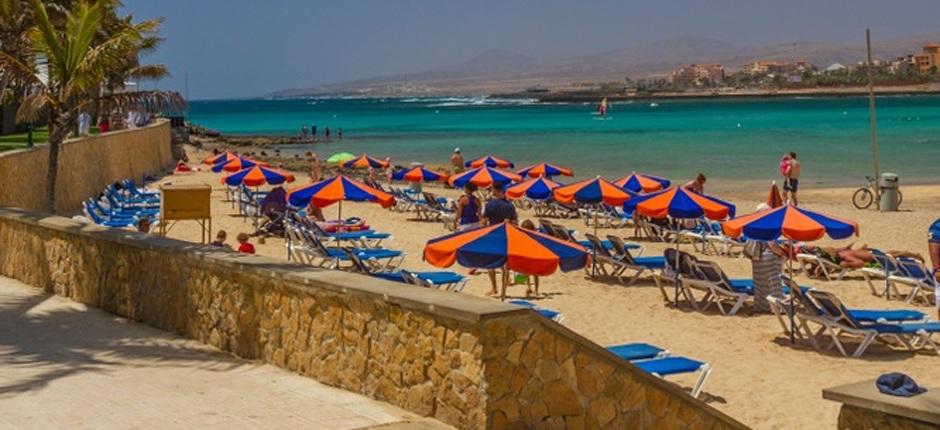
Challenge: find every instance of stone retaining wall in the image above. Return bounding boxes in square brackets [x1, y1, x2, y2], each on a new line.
[0, 120, 172, 213]
[0, 207, 746, 429]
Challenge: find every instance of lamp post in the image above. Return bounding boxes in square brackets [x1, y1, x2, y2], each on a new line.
[26, 122, 33, 148]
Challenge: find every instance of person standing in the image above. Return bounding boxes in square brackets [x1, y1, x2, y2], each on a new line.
[309, 152, 321, 183]
[784, 151, 800, 206]
[745, 239, 787, 314]
[301, 124, 308, 140]
[453, 183, 482, 231]
[929, 219, 940, 320]
[482, 183, 518, 299]
[450, 148, 464, 174]
[325, 127, 331, 139]
[311, 124, 317, 138]
[338, 128, 343, 140]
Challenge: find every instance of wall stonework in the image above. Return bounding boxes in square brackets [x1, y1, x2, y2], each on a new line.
[0, 207, 746, 430]
[838, 405, 940, 430]
[0, 120, 173, 213]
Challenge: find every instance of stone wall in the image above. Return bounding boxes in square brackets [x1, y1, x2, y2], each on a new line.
[838, 405, 939, 430]
[0, 207, 746, 429]
[0, 120, 172, 213]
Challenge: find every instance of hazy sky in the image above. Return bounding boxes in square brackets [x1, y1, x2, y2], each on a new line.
[123, 0, 940, 100]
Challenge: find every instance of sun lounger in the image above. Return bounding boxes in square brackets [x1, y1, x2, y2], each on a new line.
[122, 179, 160, 198]
[860, 249, 902, 297]
[344, 249, 467, 292]
[702, 221, 745, 257]
[585, 234, 661, 286]
[808, 289, 940, 357]
[284, 223, 404, 270]
[605, 342, 711, 398]
[83, 201, 137, 228]
[681, 260, 753, 315]
[795, 252, 849, 281]
[508, 300, 564, 322]
[889, 258, 938, 306]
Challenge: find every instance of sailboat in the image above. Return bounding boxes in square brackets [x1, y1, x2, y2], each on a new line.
[597, 97, 608, 117]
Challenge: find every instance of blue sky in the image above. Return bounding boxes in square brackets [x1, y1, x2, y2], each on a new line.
[123, 0, 940, 99]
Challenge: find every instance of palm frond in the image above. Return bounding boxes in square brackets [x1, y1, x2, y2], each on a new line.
[16, 88, 51, 123]
[126, 64, 169, 81]
[0, 50, 44, 88]
[96, 90, 187, 113]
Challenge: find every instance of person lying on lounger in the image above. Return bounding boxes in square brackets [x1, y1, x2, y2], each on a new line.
[798, 243, 923, 277]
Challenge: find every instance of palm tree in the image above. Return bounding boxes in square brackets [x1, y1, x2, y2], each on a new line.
[0, 0, 184, 213]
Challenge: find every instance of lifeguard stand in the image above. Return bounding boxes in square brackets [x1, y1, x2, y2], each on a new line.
[159, 183, 212, 243]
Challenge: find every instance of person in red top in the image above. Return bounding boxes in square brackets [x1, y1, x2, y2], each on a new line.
[236, 232, 255, 254]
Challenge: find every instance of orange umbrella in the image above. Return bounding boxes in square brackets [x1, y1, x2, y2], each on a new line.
[767, 181, 784, 208]
[203, 151, 237, 165]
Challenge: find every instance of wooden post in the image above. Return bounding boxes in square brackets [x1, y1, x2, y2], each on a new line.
[865, 29, 881, 207]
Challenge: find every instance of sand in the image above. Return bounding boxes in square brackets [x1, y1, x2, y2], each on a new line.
[154, 147, 940, 429]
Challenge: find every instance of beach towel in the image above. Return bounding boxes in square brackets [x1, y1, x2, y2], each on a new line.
[876, 373, 927, 397]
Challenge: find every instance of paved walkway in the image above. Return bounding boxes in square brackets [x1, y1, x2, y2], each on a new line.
[0, 276, 450, 429]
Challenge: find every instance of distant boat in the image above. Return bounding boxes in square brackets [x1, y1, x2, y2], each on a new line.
[597, 97, 608, 117]
[649, 102, 659, 108]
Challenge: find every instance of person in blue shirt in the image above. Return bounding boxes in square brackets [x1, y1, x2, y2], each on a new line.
[453, 183, 482, 231]
[929, 219, 940, 319]
[482, 183, 517, 298]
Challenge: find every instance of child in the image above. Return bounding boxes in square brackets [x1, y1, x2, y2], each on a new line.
[211, 230, 229, 248]
[236, 232, 255, 254]
[520, 220, 541, 298]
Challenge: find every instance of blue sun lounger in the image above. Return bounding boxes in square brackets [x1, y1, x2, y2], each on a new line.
[605, 342, 712, 398]
[344, 249, 467, 292]
[509, 300, 564, 322]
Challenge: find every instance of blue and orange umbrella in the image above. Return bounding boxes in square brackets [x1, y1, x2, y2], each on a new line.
[341, 154, 390, 169]
[767, 182, 784, 209]
[516, 162, 573, 178]
[203, 151, 237, 165]
[392, 166, 449, 183]
[626, 186, 735, 220]
[424, 222, 590, 277]
[506, 177, 561, 201]
[722, 205, 858, 242]
[613, 172, 671, 193]
[722, 204, 858, 342]
[553, 176, 634, 206]
[287, 175, 395, 218]
[212, 156, 269, 173]
[449, 167, 521, 188]
[222, 165, 295, 187]
[465, 155, 514, 169]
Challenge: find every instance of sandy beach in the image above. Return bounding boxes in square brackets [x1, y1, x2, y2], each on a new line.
[158, 147, 939, 429]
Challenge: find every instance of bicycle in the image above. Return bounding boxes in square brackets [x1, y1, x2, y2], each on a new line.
[853, 176, 902, 209]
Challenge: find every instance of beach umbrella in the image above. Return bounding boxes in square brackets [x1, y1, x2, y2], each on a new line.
[627, 186, 736, 306]
[424, 221, 590, 299]
[326, 152, 356, 165]
[613, 172, 671, 193]
[465, 155, 514, 169]
[448, 167, 521, 188]
[722, 205, 859, 342]
[516, 162, 574, 178]
[392, 166, 449, 183]
[287, 175, 396, 219]
[212, 156, 269, 173]
[506, 177, 561, 201]
[203, 151, 237, 165]
[341, 154, 390, 169]
[767, 181, 784, 208]
[222, 165, 295, 187]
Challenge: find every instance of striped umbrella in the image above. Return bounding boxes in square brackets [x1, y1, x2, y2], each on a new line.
[626, 187, 735, 220]
[767, 181, 784, 209]
[553, 176, 634, 206]
[465, 155, 514, 169]
[613, 172, 671, 193]
[392, 166, 449, 183]
[222, 165, 295, 187]
[516, 162, 573, 178]
[722, 205, 857, 242]
[448, 167, 521, 188]
[287, 175, 396, 218]
[212, 156, 269, 173]
[424, 222, 590, 298]
[627, 186, 735, 305]
[341, 154, 390, 169]
[722, 205, 858, 342]
[203, 151, 237, 165]
[506, 177, 561, 201]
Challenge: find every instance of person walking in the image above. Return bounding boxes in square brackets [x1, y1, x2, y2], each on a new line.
[450, 148, 464, 174]
[744, 239, 787, 314]
[325, 127, 331, 139]
[482, 183, 518, 299]
[783, 151, 800, 206]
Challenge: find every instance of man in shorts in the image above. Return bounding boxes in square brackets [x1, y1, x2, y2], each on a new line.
[482, 183, 518, 298]
[784, 151, 800, 206]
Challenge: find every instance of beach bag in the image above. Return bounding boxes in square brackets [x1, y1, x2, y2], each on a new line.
[743, 240, 765, 261]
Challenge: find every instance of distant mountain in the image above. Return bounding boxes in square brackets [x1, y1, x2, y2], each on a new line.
[269, 32, 940, 97]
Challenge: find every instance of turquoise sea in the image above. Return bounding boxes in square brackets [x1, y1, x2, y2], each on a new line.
[187, 95, 940, 186]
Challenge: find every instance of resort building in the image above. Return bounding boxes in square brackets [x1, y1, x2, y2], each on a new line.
[743, 60, 815, 76]
[914, 43, 940, 73]
[669, 64, 725, 86]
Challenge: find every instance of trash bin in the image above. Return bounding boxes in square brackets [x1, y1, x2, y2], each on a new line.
[878, 172, 899, 211]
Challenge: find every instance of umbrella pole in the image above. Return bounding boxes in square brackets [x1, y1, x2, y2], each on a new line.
[789, 239, 796, 344]
[674, 240, 681, 307]
[592, 209, 598, 277]
[338, 200, 343, 222]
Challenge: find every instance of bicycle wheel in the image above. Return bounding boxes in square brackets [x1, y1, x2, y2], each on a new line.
[897, 190, 903, 207]
[852, 188, 873, 209]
